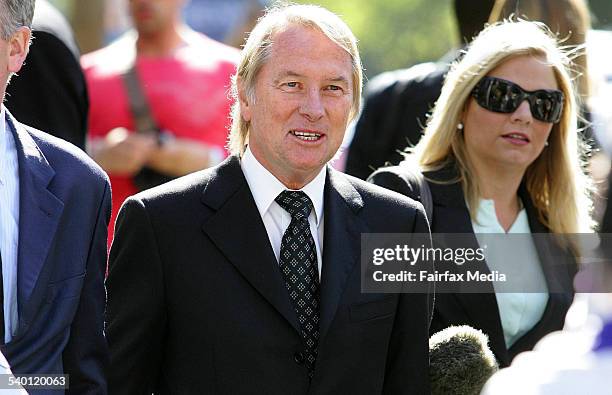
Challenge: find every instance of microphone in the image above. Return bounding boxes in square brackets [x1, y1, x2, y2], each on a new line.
[429, 325, 499, 395]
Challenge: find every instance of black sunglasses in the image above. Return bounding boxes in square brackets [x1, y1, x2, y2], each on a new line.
[471, 76, 564, 123]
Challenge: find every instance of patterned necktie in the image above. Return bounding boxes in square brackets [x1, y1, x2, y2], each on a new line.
[275, 190, 320, 378]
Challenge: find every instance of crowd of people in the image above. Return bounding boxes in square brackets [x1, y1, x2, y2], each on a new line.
[0, 0, 610, 393]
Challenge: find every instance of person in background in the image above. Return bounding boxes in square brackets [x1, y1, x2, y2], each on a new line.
[370, 20, 594, 367]
[0, 0, 110, 392]
[106, 4, 431, 393]
[105, 0, 270, 47]
[344, 0, 495, 180]
[82, 0, 238, 243]
[183, 0, 270, 47]
[5, 0, 88, 150]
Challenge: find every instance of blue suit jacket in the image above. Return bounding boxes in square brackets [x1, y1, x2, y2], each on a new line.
[1, 111, 110, 394]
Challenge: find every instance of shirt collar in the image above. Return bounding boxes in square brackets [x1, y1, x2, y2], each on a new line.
[240, 146, 326, 225]
[472, 198, 528, 233]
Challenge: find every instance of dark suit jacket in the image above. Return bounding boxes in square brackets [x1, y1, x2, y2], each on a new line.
[369, 165, 575, 367]
[1, 111, 110, 394]
[5, 0, 88, 150]
[107, 156, 432, 394]
[345, 62, 448, 180]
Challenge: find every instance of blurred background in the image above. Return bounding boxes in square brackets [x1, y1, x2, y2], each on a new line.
[43, 0, 612, 80]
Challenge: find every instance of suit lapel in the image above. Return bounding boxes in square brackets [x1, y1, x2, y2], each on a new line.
[8, 114, 64, 317]
[428, 174, 506, 361]
[201, 160, 371, 340]
[319, 167, 366, 341]
[519, 186, 574, 292]
[201, 157, 301, 334]
[517, 187, 574, 343]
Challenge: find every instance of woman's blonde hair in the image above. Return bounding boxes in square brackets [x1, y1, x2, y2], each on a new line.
[410, 20, 594, 235]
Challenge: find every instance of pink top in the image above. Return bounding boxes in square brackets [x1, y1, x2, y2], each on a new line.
[82, 30, 239, 244]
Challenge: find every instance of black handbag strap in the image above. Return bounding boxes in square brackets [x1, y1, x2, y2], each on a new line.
[121, 65, 174, 192]
[368, 164, 434, 223]
[397, 166, 434, 223]
[122, 65, 159, 134]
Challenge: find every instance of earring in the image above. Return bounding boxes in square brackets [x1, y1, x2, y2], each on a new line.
[457, 122, 464, 131]
[544, 141, 549, 147]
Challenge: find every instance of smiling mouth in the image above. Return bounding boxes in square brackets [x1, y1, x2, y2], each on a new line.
[290, 130, 323, 141]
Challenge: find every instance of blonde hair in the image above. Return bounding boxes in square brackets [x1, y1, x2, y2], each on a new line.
[227, 3, 363, 155]
[410, 20, 594, 236]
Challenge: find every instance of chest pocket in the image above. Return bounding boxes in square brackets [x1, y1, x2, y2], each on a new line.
[349, 296, 397, 323]
[45, 273, 85, 303]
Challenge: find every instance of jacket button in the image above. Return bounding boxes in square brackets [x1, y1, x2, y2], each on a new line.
[294, 351, 305, 365]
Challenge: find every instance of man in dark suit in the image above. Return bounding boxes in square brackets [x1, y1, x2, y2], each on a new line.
[5, 0, 88, 150]
[345, 0, 495, 180]
[107, 4, 431, 394]
[0, 1, 110, 393]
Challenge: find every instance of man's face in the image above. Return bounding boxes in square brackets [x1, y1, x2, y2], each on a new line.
[128, 0, 183, 35]
[240, 25, 354, 189]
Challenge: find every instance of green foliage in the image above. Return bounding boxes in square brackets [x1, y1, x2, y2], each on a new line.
[48, 0, 73, 18]
[295, 0, 458, 79]
[589, 0, 612, 28]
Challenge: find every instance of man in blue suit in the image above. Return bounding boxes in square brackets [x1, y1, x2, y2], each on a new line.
[0, 1, 110, 393]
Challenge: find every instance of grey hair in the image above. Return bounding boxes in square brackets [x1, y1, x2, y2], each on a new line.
[227, 3, 363, 155]
[0, 0, 35, 40]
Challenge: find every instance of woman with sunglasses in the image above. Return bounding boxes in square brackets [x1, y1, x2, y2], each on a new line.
[369, 20, 594, 367]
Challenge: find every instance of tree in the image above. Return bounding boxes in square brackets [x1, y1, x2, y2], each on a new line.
[49, 0, 106, 53]
[297, 0, 458, 79]
[589, 0, 612, 28]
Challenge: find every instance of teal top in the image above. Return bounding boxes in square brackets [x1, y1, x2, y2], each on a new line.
[471, 199, 549, 348]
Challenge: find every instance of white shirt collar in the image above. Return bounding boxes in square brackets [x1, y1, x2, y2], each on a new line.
[472, 198, 529, 233]
[241, 146, 326, 225]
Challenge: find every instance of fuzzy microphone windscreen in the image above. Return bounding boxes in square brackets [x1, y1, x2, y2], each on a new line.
[429, 325, 499, 395]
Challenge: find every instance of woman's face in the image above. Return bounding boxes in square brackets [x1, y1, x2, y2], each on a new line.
[462, 55, 558, 175]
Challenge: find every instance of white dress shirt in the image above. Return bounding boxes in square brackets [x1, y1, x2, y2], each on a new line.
[240, 147, 325, 279]
[471, 198, 549, 348]
[0, 106, 20, 344]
